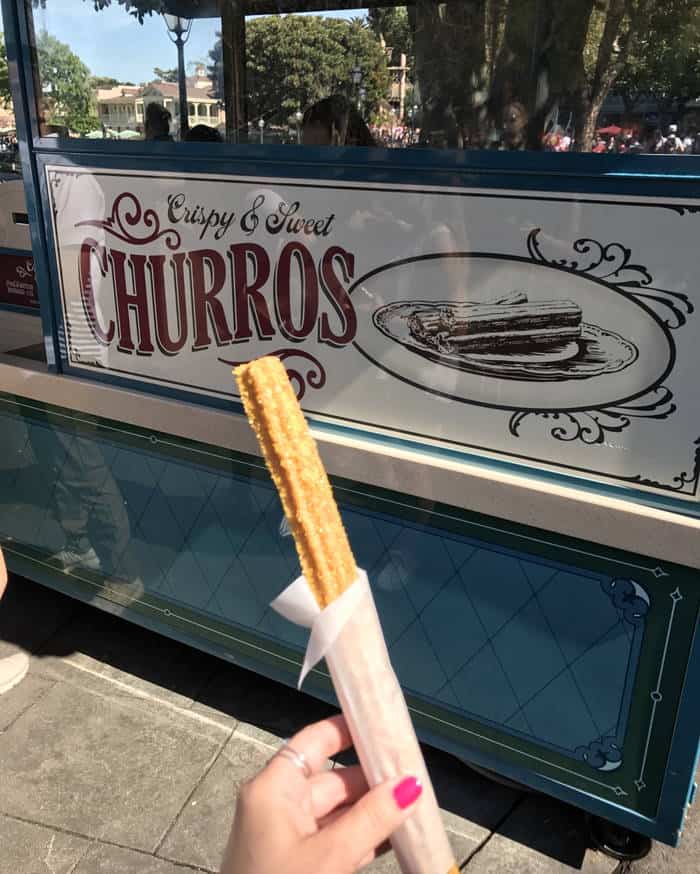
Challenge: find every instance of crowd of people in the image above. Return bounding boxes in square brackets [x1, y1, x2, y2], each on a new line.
[0, 133, 19, 170]
[543, 123, 700, 155]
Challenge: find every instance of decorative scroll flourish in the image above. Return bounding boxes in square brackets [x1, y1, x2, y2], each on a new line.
[76, 192, 181, 250]
[576, 736, 623, 772]
[634, 588, 683, 793]
[527, 229, 693, 329]
[16, 259, 35, 280]
[509, 386, 676, 445]
[620, 437, 700, 493]
[664, 205, 700, 216]
[509, 231, 695, 462]
[601, 578, 650, 626]
[219, 349, 327, 400]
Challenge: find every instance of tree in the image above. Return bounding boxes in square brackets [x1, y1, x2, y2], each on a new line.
[614, 0, 700, 116]
[153, 67, 177, 82]
[36, 30, 98, 134]
[90, 75, 133, 89]
[209, 15, 389, 128]
[368, 6, 413, 68]
[0, 33, 11, 106]
[407, 0, 660, 150]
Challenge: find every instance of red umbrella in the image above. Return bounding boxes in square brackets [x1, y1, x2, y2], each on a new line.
[597, 125, 622, 135]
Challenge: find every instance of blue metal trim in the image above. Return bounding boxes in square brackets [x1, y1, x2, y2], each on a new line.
[653, 615, 700, 843]
[0, 301, 40, 315]
[29, 130, 700, 176]
[30, 139, 700, 200]
[0, 245, 33, 257]
[1, 0, 60, 371]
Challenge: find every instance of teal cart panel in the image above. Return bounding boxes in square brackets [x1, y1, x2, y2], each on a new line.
[0, 391, 697, 844]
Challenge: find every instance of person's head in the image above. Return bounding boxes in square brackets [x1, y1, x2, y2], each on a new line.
[145, 102, 171, 140]
[345, 106, 377, 147]
[185, 124, 223, 143]
[302, 95, 351, 146]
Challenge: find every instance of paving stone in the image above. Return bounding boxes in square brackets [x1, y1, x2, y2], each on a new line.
[74, 843, 198, 874]
[361, 826, 478, 873]
[631, 768, 699, 874]
[0, 813, 89, 874]
[0, 576, 79, 659]
[0, 681, 224, 852]
[428, 748, 522, 845]
[193, 662, 338, 738]
[0, 672, 53, 731]
[35, 605, 219, 710]
[158, 730, 271, 871]
[465, 795, 618, 873]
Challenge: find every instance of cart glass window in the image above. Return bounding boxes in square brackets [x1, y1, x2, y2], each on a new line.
[0, 3, 42, 355]
[25, 1, 700, 152]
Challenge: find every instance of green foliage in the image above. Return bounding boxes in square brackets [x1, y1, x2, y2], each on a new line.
[90, 75, 126, 88]
[615, 0, 700, 104]
[36, 30, 96, 133]
[0, 33, 11, 106]
[153, 67, 178, 82]
[367, 6, 413, 67]
[209, 15, 389, 125]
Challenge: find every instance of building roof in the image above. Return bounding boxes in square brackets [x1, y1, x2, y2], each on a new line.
[96, 78, 218, 106]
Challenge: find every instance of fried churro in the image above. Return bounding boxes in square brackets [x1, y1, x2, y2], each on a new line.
[235, 354, 457, 874]
[235, 355, 356, 608]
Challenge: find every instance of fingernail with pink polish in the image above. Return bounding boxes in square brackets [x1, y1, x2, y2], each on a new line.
[393, 776, 423, 810]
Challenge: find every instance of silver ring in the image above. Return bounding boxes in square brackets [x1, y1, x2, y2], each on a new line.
[275, 743, 313, 778]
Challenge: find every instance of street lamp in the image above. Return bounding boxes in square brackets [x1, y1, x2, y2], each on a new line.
[162, 13, 192, 139]
[258, 117, 265, 145]
[351, 65, 362, 111]
[295, 109, 303, 144]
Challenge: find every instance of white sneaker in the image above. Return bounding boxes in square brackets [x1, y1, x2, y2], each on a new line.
[51, 546, 101, 572]
[0, 652, 29, 695]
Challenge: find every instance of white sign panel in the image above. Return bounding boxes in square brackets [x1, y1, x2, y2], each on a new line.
[46, 165, 700, 498]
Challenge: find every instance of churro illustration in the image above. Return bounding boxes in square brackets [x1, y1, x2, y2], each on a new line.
[235, 354, 457, 874]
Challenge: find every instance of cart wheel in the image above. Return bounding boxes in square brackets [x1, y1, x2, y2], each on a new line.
[461, 760, 530, 793]
[588, 815, 652, 861]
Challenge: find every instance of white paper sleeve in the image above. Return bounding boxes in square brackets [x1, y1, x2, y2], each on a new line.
[272, 570, 455, 874]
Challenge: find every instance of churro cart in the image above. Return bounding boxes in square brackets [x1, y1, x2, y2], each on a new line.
[1, 0, 698, 856]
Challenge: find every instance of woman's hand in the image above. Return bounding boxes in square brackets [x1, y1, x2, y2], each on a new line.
[221, 714, 423, 874]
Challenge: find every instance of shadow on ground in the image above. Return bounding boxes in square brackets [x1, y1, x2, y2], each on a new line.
[0, 573, 611, 871]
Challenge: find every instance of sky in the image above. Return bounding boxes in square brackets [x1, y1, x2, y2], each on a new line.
[11, 1, 363, 85]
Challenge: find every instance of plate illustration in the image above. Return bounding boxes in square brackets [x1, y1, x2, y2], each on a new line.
[373, 300, 639, 382]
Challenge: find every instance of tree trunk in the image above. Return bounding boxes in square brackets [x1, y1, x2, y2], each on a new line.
[411, 0, 488, 147]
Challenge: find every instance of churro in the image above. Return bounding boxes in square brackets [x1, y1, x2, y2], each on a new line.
[235, 355, 457, 874]
[235, 355, 356, 608]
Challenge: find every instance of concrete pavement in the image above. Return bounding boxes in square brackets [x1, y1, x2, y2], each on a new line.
[0, 576, 696, 873]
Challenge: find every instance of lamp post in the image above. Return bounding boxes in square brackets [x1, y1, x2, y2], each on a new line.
[295, 109, 303, 144]
[258, 117, 265, 145]
[162, 13, 192, 139]
[351, 65, 362, 112]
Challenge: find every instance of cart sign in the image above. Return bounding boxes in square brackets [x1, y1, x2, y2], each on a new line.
[46, 165, 700, 497]
[0, 251, 38, 308]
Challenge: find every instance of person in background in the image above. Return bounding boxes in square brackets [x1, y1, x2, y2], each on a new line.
[186, 124, 223, 143]
[302, 95, 376, 147]
[0, 547, 29, 695]
[145, 103, 173, 141]
[220, 714, 423, 874]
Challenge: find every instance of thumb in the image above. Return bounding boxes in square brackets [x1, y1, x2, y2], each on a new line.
[309, 776, 423, 873]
